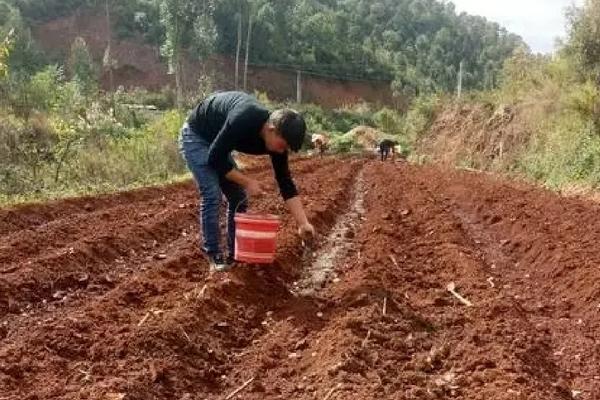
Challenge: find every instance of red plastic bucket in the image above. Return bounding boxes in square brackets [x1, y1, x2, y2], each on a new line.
[234, 213, 281, 264]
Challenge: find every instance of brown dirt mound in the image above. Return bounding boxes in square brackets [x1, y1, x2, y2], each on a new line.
[419, 103, 533, 171]
[343, 126, 385, 149]
[1, 158, 599, 399]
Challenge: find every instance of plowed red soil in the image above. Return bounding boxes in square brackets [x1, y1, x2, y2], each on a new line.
[1, 158, 599, 400]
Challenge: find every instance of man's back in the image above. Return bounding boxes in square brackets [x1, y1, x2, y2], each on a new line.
[187, 91, 268, 142]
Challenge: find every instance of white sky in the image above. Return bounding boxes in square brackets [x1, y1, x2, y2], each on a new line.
[450, 0, 585, 53]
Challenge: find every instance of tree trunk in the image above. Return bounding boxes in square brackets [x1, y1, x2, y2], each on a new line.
[457, 60, 463, 99]
[173, 9, 183, 109]
[105, 0, 115, 117]
[243, 10, 253, 91]
[296, 70, 302, 103]
[175, 53, 183, 109]
[235, 11, 242, 89]
[105, 0, 114, 93]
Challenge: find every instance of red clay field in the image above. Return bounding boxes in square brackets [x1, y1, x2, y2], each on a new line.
[1, 157, 600, 399]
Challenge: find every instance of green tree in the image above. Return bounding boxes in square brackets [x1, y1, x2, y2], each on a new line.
[69, 37, 97, 97]
[7, 0, 525, 97]
[0, 0, 46, 75]
[158, 0, 216, 108]
[9, 65, 64, 119]
[566, 0, 600, 80]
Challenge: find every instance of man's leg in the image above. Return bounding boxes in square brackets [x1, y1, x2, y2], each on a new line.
[179, 128, 223, 258]
[220, 172, 248, 261]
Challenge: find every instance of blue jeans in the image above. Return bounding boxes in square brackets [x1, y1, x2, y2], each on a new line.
[179, 124, 248, 257]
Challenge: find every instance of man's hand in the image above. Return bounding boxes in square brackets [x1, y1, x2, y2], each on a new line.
[226, 169, 263, 197]
[298, 222, 315, 239]
[245, 179, 264, 197]
[286, 197, 314, 241]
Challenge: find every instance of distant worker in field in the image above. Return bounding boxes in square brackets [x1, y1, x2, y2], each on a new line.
[179, 91, 315, 272]
[379, 139, 399, 161]
[311, 133, 329, 157]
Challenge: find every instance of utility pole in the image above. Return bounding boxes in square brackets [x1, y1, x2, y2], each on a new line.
[457, 60, 463, 99]
[105, 0, 115, 116]
[296, 70, 302, 103]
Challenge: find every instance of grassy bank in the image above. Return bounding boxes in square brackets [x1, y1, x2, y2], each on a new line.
[416, 49, 600, 193]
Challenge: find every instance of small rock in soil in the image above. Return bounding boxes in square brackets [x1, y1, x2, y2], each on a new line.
[52, 291, 66, 299]
[105, 394, 125, 400]
[490, 215, 502, 224]
[294, 338, 308, 350]
[328, 362, 343, 376]
[215, 322, 230, 331]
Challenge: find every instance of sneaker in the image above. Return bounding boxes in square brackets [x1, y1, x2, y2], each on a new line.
[226, 255, 236, 265]
[226, 255, 244, 269]
[208, 254, 233, 273]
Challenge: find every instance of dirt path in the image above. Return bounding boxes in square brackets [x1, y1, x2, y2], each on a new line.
[1, 159, 599, 399]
